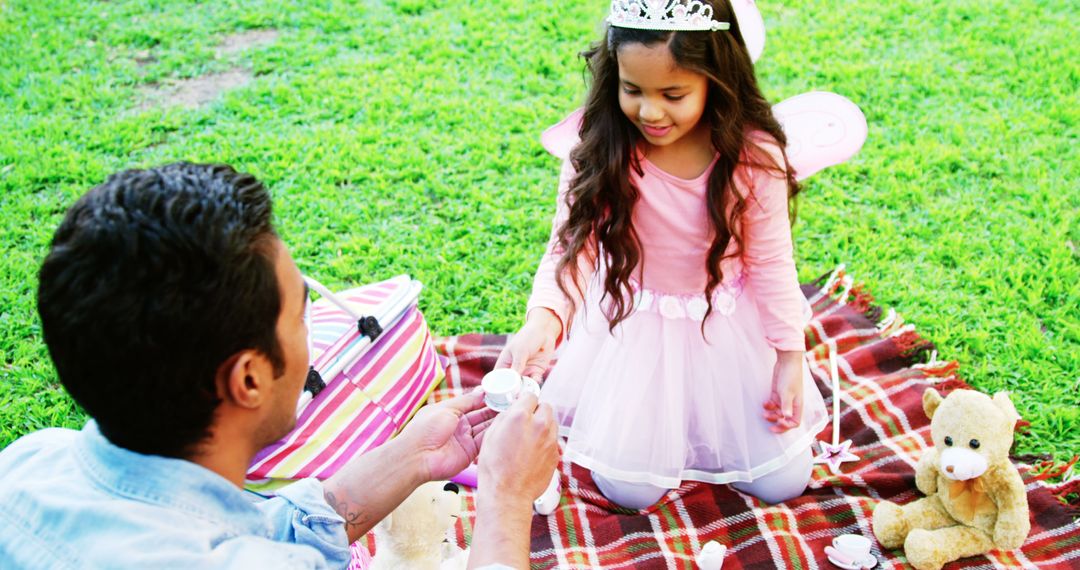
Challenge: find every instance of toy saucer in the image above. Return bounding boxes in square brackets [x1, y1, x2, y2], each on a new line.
[826, 553, 877, 570]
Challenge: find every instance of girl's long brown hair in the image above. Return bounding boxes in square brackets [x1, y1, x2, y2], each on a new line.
[555, 0, 800, 332]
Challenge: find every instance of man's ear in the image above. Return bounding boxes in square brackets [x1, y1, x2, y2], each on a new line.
[218, 351, 266, 409]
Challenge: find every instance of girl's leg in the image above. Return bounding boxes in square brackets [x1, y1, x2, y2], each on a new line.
[591, 471, 671, 510]
[729, 446, 814, 504]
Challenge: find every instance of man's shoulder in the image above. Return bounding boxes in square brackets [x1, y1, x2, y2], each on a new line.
[0, 428, 343, 569]
[0, 427, 79, 477]
[0, 426, 175, 566]
[0, 427, 91, 569]
[2, 427, 79, 450]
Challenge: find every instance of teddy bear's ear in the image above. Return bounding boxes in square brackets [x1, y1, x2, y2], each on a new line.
[922, 388, 944, 420]
[992, 391, 1020, 425]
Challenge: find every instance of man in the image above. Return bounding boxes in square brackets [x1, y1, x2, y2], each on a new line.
[0, 163, 559, 568]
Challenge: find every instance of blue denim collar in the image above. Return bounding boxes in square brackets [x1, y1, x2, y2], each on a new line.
[74, 421, 272, 538]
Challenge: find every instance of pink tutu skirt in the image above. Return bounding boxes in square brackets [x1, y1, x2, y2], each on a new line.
[540, 275, 828, 488]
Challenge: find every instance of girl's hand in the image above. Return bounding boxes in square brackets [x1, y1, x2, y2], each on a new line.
[494, 308, 562, 382]
[763, 350, 805, 433]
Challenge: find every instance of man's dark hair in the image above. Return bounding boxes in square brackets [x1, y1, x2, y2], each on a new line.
[37, 162, 284, 458]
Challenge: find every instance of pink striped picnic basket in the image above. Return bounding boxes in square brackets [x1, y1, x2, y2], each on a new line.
[246, 275, 444, 486]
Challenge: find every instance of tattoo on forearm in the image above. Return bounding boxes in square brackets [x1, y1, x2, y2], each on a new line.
[325, 491, 369, 532]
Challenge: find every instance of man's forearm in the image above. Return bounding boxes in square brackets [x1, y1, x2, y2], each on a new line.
[468, 490, 534, 569]
[321, 437, 427, 544]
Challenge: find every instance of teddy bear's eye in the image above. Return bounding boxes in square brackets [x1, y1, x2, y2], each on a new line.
[944, 436, 953, 446]
[969, 439, 980, 449]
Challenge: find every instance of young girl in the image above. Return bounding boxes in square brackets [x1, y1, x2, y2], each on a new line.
[497, 0, 827, 510]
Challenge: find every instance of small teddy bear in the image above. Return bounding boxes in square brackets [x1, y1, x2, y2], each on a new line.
[370, 481, 469, 570]
[872, 388, 1030, 570]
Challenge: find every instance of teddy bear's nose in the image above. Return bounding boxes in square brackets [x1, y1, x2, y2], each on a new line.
[945, 465, 954, 474]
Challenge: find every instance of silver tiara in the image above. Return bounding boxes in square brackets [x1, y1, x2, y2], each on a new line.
[607, 0, 731, 32]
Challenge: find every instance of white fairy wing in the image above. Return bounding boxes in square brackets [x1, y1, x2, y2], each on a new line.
[773, 91, 868, 181]
[731, 0, 765, 63]
[540, 107, 584, 161]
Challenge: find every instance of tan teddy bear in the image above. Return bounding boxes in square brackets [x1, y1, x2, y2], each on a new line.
[872, 388, 1030, 570]
[371, 481, 469, 570]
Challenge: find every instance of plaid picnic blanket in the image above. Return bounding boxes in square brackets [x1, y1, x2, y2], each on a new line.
[353, 267, 1080, 569]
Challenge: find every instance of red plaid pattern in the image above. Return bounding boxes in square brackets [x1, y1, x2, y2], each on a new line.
[356, 267, 1080, 569]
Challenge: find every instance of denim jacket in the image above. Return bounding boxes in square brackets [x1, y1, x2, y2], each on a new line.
[0, 421, 351, 569]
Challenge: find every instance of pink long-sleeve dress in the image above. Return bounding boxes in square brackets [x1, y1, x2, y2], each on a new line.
[527, 112, 827, 488]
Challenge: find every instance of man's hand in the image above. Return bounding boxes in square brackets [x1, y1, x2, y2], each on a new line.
[396, 390, 498, 482]
[477, 392, 559, 501]
[323, 390, 497, 543]
[468, 392, 560, 569]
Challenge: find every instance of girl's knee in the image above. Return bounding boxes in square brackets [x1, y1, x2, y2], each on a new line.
[731, 448, 813, 504]
[592, 471, 670, 510]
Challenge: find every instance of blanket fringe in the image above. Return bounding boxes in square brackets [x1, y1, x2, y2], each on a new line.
[1024, 456, 1079, 483]
[808, 265, 1057, 479]
[913, 356, 961, 379]
[1054, 479, 1080, 511]
[891, 328, 937, 364]
[1028, 457, 1080, 512]
[849, 284, 883, 323]
[811, 267, 939, 368]
[933, 377, 976, 392]
[877, 308, 898, 331]
[1013, 453, 1053, 464]
[809, 265, 843, 290]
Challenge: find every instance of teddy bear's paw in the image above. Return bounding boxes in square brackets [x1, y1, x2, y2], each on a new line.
[871, 501, 909, 549]
[904, 529, 947, 570]
[993, 526, 1028, 551]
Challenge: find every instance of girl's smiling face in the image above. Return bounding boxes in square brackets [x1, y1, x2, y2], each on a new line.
[616, 40, 710, 148]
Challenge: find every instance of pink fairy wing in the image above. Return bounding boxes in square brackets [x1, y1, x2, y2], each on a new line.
[540, 107, 584, 160]
[731, 0, 765, 63]
[773, 91, 868, 181]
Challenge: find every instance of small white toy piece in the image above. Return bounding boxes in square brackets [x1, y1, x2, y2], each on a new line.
[695, 540, 727, 569]
[824, 534, 876, 569]
[533, 472, 562, 515]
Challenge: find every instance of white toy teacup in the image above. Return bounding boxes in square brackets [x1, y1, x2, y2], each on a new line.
[826, 534, 875, 569]
[480, 368, 540, 412]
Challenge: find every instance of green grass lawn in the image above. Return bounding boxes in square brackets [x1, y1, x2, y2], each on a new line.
[1, 0, 1077, 460]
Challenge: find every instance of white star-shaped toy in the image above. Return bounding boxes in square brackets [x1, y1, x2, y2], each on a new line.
[815, 438, 859, 474]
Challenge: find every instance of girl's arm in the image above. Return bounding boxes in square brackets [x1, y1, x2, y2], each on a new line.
[524, 159, 595, 343]
[741, 141, 808, 354]
[743, 140, 809, 431]
[496, 160, 595, 377]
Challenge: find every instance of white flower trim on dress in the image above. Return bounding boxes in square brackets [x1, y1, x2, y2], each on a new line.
[629, 274, 745, 322]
